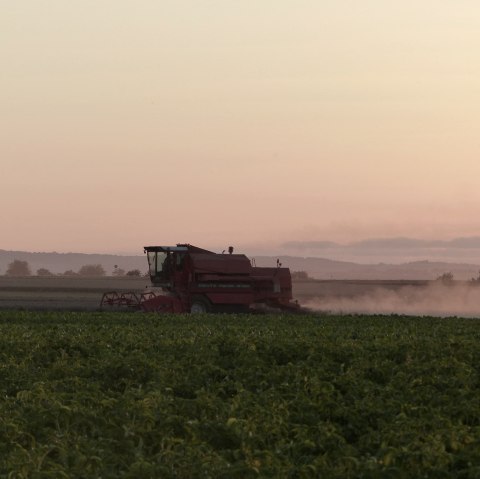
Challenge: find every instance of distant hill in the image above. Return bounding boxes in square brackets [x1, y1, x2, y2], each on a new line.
[253, 256, 480, 280]
[0, 250, 146, 276]
[1, 249, 479, 280]
[281, 236, 480, 264]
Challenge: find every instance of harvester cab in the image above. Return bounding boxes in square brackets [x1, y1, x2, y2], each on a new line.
[145, 245, 188, 289]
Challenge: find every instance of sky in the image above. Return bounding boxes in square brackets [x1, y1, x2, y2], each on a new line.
[2, 1, 480, 256]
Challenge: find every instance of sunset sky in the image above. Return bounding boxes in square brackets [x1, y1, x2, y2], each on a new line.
[2, 1, 480, 256]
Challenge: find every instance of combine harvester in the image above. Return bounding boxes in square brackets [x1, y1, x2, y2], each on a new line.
[101, 244, 301, 313]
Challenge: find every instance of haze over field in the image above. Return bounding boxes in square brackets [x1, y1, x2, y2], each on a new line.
[2, 1, 479, 256]
[305, 282, 480, 318]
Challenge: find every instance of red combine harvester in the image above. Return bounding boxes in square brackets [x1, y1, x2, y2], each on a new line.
[101, 244, 300, 313]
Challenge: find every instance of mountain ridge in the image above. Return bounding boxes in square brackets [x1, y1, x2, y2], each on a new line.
[1, 249, 479, 280]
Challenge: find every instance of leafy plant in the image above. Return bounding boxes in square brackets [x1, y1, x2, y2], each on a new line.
[1, 312, 480, 477]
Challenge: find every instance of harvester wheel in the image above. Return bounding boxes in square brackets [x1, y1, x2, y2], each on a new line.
[190, 297, 210, 314]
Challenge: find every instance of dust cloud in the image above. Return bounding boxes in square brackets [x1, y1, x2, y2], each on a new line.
[302, 283, 480, 318]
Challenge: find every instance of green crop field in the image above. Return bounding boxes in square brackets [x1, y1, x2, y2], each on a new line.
[1, 312, 480, 478]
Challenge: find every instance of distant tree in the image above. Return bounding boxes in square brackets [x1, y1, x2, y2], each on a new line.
[470, 271, 480, 283]
[6, 260, 31, 276]
[436, 272, 454, 284]
[63, 270, 78, 276]
[37, 268, 53, 276]
[112, 266, 126, 276]
[78, 264, 106, 276]
[291, 270, 311, 281]
[126, 269, 142, 277]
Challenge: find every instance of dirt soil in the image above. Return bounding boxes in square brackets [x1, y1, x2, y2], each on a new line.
[0, 277, 149, 311]
[0, 277, 431, 312]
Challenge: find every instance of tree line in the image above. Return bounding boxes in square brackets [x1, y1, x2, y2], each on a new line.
[2, 260, 143, 277]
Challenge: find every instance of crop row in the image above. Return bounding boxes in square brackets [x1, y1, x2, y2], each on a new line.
[0, 312, 480, 478]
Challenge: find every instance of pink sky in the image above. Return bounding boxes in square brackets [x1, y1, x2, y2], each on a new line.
[2, 1, 480, 255]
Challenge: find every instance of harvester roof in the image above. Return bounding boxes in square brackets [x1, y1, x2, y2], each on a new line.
[143, 244, 214, 254]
